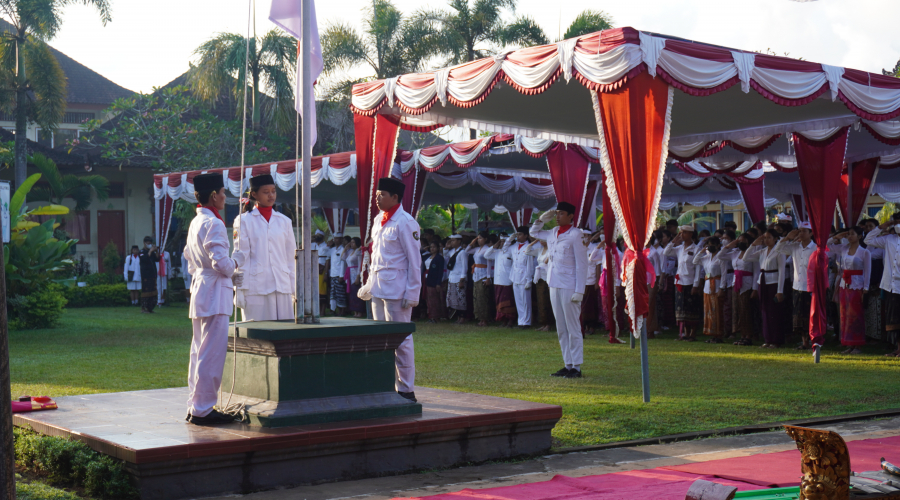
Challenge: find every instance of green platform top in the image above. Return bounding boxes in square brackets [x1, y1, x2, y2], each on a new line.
[733, 487, 799, 499]
[228, 317, 415, 341]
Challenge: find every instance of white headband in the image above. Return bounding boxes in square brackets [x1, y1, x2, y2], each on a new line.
[799, 222, 812, 230]
[679, 225, 694, 232]
[449, 235, 462, 239]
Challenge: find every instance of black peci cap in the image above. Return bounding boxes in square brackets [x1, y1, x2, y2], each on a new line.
[249, 174, 275, 189]
[193, 173, 224, 192]
[377, 177, 406, 196]
[556, 201, 576, 215]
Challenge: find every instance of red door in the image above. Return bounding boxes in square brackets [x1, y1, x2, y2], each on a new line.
[97, 210, 125, 274]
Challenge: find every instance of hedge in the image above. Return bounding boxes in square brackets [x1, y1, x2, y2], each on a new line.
[62, 284, 129, 308]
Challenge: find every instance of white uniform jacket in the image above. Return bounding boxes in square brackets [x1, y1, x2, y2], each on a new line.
[184, 207, 236, 319]
[232, 208, 297, 296]
[484, 241, 513, 286]
[124, 254, 141, 282]
[530, 221, 587, 294]
[509, 240, 537, 286]
[368, 206, 423, 302]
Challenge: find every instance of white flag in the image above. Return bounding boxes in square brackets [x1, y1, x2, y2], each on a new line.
[269, 0, 323, 145]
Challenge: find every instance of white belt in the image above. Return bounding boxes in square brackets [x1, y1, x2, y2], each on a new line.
[193, 269, 222, 278]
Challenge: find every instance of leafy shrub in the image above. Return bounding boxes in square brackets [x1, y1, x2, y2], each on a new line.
[16, 480, 80, 500]
[100, 242, 121, 275]
[8, 285, 67, 330]
[83, 272, 123, 286]
[63, 284, 129, 308]
[14, 428, 136, 499]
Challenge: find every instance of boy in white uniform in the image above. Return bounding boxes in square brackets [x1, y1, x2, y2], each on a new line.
[182, 173, 243, 426]
[530, 202, 588, 378]
[508, 226, 536, 328]
[358, 178, 423, 402]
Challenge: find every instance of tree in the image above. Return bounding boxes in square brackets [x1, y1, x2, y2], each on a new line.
[28, 152, 109, 211]
[885, 58, 900, 77]
[77, 86, 290, 172]
[189, 29, 298, 133]
[0, 0, 111, 196]
[560, 10, 614, 40]
[320, 0, 444, 100]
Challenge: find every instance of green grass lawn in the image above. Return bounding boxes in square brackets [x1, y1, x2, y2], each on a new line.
[11, 306, 900, 448]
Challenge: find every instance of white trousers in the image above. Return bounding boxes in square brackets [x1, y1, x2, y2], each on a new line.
[549, 287, 583, 367]
[187, 314, 229, 417]
[371, 297, 415, 393]
[240, 292, 294, 321]
[513, 284, 532, 326]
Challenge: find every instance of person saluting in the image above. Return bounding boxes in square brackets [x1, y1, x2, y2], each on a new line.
[182, 173, 243, 425]
[358, 177, 423, 402]
[232, 174, 297, 321]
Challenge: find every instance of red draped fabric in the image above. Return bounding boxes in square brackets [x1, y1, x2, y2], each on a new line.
[508, 208, 534, 228]
[355, 113, 402, 242]
[837, 158, 879, 227]
[579, 181, 599, 228]
[322, 208, 350, 235]
[546, 144, 591, 222]
[791, 193, 806, 223]
[594, 72, 671, 332]
[794, 127, 850, 346]
[737, 181, 767, 224]
[401, 167, 428, 217]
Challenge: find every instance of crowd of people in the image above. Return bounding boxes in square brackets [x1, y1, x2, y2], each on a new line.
[316, 209, 900, 365]
[123, 236, 172, 313]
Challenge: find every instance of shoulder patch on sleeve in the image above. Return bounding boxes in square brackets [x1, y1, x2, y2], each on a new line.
[413, 231, 419, 241]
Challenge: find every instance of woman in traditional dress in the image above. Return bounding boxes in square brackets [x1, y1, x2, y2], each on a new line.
[744, 229, 787, 348]
[232, 174, 297, 321]
[424, 241, 446, 323]
[581, 231, 601, 336]
[719, 230, 736, 339]
[124, 245, 142, 306]
[138, 236, 159, 313]
[468, 231, 494, 326]
[646, 231, 663, 337]
[692, 236, 725, 342]
[445, 235, 468, 323]
[719, 234, 759, 345]
[346, 237, 364, 317]
[830, 227, 871, 354]
[663, 226, 701, 341]
[656, 230, 676, 331]
[862, 218, 885, 342]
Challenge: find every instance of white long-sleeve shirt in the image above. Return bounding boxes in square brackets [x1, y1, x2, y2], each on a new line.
[124, 254, 141, 282]
[864, 227, 900, 294]
[692, 250, 726, 293]
[590, 245, 623, 287]
[717, 249, 759, 295]
[509, 240, 537, 286]
[743, 245, 785, 294]
[447, 248, 467, 284]
[663, 242, 698, 287]
[469, 245, 491, 282]
[484, 242, 513, 286]
[831, 244, 871, 290]
[773, 239, 817, 292]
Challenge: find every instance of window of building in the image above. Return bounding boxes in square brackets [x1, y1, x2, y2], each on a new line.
[54, 129, 78, 148]
[67, 211, 91, 244]
[108, 182, 125, 198]
[37, 129, 52, 147]
[868, 205, 883, 218]
[695, 211, 718, 234]
[743, 213, 754, 232]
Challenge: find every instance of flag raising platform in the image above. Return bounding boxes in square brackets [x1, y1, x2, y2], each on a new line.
[13, 387, 560, 500]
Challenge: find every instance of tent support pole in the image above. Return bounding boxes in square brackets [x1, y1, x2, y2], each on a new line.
[640, 322, 650, 402]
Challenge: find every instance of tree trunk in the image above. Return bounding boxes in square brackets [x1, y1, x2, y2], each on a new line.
[14, 32, 28, 195]
[0, 213, 16, 500]
[251, 73, 261, 130]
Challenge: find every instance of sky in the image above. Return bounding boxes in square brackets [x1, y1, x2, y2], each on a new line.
[48, 0, 900, 94]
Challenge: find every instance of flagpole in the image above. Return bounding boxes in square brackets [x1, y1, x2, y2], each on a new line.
[301, 0, 316, 322]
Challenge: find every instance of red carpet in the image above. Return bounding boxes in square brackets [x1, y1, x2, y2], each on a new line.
[397, 435, 900, 500]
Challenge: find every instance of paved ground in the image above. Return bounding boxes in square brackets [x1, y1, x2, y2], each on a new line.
[202, 416, 900, 500]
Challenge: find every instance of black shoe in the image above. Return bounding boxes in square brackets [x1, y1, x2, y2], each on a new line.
[564, 369, 583, 379]
[185, 412, 190, 422]
[189, 409, 236, 426]
[398, 391, 417, 403]
[551, 367, 570, 377]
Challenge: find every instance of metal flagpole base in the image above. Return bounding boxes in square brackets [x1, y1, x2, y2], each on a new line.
[640, 323, 650, 403]
[813, 344, 821, 364]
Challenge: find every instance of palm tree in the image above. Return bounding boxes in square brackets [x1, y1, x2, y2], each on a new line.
[189, 29, 297, 132]
[320, 0, 444, 101]
[28, 152, 109, 211]
[0, 0, 111, 193]
[560, 10, 614, 40]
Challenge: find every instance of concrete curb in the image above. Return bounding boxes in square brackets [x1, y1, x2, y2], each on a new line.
[553, 408, 900, 454]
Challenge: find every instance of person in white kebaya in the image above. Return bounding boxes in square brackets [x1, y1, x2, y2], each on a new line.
[231, 174, 297, 321]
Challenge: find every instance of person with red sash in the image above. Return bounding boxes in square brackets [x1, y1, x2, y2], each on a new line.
[830, 227, 871, 354]
[232, 174, 297, 321]
[358, 177, 422, 402]
[182, 173, 242, 425]
[530, 202, 588, 379]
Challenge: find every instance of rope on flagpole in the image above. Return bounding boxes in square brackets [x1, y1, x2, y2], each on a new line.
[218, 0, 255, 423]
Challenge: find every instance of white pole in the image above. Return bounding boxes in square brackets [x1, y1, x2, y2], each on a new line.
[301, 0, 315, 322]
